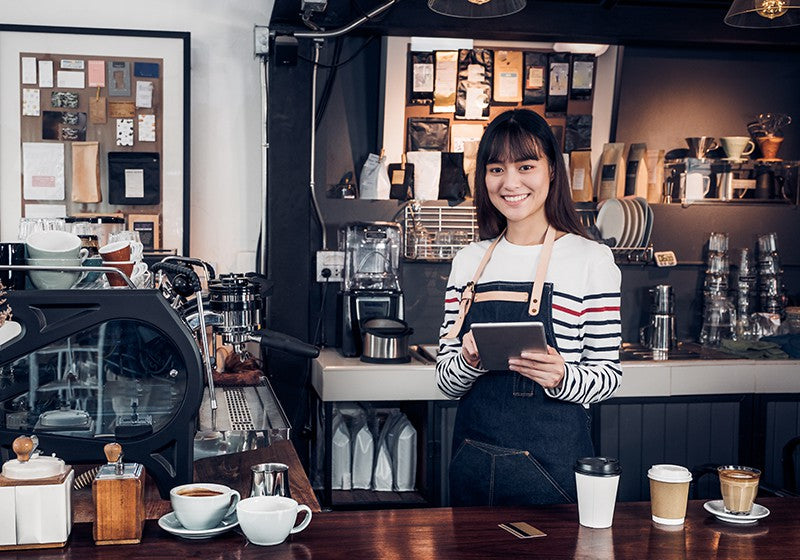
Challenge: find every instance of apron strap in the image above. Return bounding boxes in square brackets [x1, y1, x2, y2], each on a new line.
[444, 233, 504, 339]
[528, 225, 556, 316]
[444, 225, 557, 338]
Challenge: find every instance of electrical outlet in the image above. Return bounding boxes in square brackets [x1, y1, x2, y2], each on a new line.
[316, 250, 345, 282]
[254, 26, 270, 56]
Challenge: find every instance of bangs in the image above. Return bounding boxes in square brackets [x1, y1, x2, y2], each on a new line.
[485, 121, 546, 163]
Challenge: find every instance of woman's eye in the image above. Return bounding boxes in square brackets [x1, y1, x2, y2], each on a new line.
[487, 166, 504, 174]
[519, 164, 533, 172]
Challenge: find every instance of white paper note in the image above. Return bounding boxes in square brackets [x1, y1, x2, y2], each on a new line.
[60, 59, 85, 70]
[125, 169, 145, 198]
[57, 70, 85, 89]
[22, 142, 65, 200]
[116, 119, 134, 146]
[22, 89, 40, 116]
[24, 203, 67, 218]
[137, 114, 156, 142]
[38, 60, 54, 88]
[21, 57, 37, 84]
[135, 81, 153, 108]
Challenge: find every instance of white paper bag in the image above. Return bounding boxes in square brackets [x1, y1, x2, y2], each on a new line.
[406, 151, 442, 200]
[351, 417, 375, 490]
[359, 153, 391, 200]
[331, 412, 352, 490]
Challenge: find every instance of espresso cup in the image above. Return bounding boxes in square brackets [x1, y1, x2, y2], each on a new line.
[104, 261, 147, 287]
[237, 496, 312, 546]
[26, 258, 85, 290]
[170, 483, 240, 531]
[26, 230, 84, 260]
[647, 464, 692, 525]
[720, 136, 755, 161]
[717, 465, 760, 515]
[98, 241, 131, 262]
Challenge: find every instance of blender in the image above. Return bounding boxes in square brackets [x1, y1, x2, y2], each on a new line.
[337, 222, 404, 357]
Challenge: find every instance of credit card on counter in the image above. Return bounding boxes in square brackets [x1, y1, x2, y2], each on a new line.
[498, 522, 546, 538]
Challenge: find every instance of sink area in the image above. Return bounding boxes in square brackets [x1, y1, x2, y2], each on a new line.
[620, 342, 740, 362]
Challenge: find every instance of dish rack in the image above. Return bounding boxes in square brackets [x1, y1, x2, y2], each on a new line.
[577, 207, 654, 264]
[403, 202, 478, 261]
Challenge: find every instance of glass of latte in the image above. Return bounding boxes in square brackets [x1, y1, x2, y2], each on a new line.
[717, 466, 761, 515]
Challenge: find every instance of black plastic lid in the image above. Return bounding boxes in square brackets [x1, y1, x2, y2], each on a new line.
[574, 457, 621, 477]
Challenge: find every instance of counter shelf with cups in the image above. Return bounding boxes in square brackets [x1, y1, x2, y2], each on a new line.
[662, 159, 800, 206]
[403, 202, 478, 262]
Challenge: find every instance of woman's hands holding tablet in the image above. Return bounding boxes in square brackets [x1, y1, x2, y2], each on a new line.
[508, 347, 565, 389]
[460, 331, 482, 368]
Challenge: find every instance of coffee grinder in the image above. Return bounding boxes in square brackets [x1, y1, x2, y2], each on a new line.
[338, 222, 404, 357]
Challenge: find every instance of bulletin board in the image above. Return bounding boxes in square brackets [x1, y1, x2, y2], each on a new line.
[0, 25, 189, 254]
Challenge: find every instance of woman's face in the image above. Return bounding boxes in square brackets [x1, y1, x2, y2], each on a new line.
[484, 157, 551, 228]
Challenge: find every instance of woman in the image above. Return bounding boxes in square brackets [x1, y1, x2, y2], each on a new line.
[436, 109, 622, 507]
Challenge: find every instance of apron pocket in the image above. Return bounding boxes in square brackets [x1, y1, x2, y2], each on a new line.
[449, 439, 573, 506]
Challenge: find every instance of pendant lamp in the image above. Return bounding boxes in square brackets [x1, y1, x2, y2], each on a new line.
[428, 0, 526, 19]
[724, 0, 800, 27]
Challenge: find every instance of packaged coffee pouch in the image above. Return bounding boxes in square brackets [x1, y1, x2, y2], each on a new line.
[625, 143, 649, 198]
[545, 52, 570, 116]
[597, 143, 626, 201]
[408, 52, 434, 105]
[569, 150, 594, 202]
[645, 149, 665, 204]
[492, 50, 522, 103]
[433, 51, 458, 114]
[455, 48, 493, 120]
[522, 52, 547, 105]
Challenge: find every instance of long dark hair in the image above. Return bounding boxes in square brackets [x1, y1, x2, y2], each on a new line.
[473, 109, 587, 240]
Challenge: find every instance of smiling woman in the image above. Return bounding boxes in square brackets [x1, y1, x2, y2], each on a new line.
[436, 108, 622, 508]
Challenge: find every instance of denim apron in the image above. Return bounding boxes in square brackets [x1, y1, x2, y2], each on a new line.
[446, 227, 593, 506]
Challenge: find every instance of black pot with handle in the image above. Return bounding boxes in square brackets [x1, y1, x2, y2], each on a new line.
[360, 318, 414, 364]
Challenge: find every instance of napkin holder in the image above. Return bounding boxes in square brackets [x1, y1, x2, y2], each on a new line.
[92, 442, 146, 545]
[0, 435, 74, 551]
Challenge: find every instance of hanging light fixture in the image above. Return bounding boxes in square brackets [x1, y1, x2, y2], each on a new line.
[428, 0, 526, 19]
[724, 0, 800, 27]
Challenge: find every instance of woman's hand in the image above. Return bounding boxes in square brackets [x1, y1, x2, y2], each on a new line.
[508, 346, 565, 389]
[460, 330, 481, 368]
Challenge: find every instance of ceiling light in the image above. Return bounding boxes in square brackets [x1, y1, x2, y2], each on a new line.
[552, 43, 610, 56]
[427, 0, 527, 19]
[724, 0, 800, 28]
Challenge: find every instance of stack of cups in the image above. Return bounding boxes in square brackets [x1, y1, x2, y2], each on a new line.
[700, 232, 736, 346]
[25, 231, 88, 290]
[647, 464, 692, 525]
[98, 235, 145, 288]
[734, 248, 757, 338]
[574, 457, 622, 529]
[756, 232, 786, 317]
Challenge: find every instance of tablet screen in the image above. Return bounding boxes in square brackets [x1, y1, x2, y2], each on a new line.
[471, 321, 548, 371]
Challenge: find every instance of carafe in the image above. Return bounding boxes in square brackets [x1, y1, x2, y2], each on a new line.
[699, 295, 736, 346]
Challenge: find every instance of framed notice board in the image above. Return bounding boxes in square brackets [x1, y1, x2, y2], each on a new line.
[0, 24, 190, 255]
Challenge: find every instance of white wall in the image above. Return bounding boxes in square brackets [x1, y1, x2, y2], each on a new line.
[2, 0, 274, 273]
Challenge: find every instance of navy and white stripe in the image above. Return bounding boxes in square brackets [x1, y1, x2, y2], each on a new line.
[436, 233, 622, 405]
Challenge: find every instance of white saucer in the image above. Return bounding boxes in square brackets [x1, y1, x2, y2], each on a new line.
[722, 157, 748, 162]
[158, 512, 239, 539]
[703, 500, 770, 524]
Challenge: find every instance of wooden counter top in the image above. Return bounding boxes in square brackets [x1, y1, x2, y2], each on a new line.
[12, 497, 799, 559]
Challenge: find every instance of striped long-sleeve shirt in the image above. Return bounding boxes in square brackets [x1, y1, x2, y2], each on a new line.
[436, 233, 622, 405]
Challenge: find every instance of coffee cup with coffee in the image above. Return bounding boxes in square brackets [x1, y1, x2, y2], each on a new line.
[647, 464, 692, 525]
[169, 483, 240, 531]
[574, 457, 622, 528]
[717, 465, 760, 515]
[237, 496, 312, 546]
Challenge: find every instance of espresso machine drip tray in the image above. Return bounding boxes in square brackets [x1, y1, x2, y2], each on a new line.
[196, 377, 290, 458]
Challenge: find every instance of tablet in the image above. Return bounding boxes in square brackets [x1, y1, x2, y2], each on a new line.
[471, 321, 548, 371]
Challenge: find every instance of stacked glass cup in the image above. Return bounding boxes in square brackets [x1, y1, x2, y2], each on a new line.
[700, 232, 736, 346]
[757, 232, 787, 317]
[733, 247, 757, 338]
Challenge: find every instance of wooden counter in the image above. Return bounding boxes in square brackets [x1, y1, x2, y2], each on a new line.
[12, 497, 799, 559]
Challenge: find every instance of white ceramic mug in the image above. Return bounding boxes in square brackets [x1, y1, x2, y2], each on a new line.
[237, 496, 312, 546]
[26, 258, 85, 289]
[169, 483, 240, 531]
[26, 230, 85, 260]
[720, 136, 755, 161]
[684, 172, 711, 200]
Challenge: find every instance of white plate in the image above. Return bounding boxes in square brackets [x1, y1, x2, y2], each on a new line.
[618, 198, 635, 247]
[158, 512, 239, 539]
[703, 500, 770, 524]
[623, 198, 644, 248]
[635, 197, 654, 247]
[596, 199, 626, 247]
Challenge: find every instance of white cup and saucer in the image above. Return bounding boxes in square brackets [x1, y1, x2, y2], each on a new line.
[158, 483, 241, 540]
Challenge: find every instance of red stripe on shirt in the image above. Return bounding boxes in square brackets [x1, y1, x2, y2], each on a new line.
[552, 304, 620, 317]
[445, 297, 460, 304]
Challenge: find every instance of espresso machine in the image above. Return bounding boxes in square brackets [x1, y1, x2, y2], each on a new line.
[0, 257, 318, 498]
[337, 222, 404, 357]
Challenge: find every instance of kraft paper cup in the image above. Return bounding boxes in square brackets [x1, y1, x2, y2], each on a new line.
[648, 464, 692, 525]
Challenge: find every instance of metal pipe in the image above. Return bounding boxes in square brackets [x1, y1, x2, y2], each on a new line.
[309, 40, 327, 249]
[293, 0, 401, 39]
[259, 55, 269, 276]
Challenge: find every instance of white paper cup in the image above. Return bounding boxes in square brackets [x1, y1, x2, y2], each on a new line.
[574, 457, 622, 528]
[647, 464, 692, 525]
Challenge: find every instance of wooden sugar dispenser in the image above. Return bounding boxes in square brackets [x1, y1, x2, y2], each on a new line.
[92, 442, 146, 545]
[0, 435, 74, 551]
